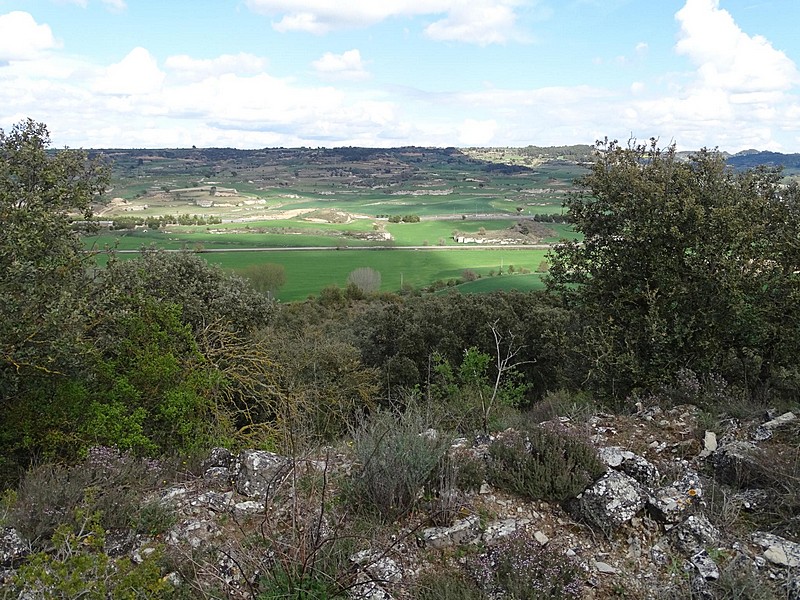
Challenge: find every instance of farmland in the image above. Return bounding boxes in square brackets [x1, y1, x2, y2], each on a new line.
[85, 145, 588, 300]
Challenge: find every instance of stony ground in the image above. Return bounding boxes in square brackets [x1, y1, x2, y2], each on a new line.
[2, 404, 798, 599]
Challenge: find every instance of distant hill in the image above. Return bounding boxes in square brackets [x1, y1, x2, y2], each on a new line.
[726, 150, 800, 170]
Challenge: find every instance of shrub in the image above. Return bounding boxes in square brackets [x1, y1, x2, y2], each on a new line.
[712, 430, 800, 539]
[10, 510, 179, 599]
[709, 558, 784, 599]
[251, 455, 355, 600]
[423, 456, 472, 527]
[461, 269, 478, 282]
[134, 500, 178, 537]
[525, 389, 598, 424]
[414, 568, 485, 600]
[450, 450, 487, 492]
[257, 564, 341, 600]
[487, 426, 605, 503]
[10, 448, 164, 547]
[471, 529, 583, 599]
[346, 409, 448, 523]
[239, 262, 286, 298]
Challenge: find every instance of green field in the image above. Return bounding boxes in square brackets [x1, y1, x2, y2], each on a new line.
[87, 147, 581, 300]
[447, 272, 546, 294]
[96, 247, 551, 302]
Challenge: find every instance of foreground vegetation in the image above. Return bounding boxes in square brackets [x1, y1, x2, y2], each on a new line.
[2, 121, 799, 598]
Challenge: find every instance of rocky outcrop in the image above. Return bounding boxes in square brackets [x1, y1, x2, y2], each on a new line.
[576, 470, 646, 530]
[2, 406, 797, 599]
[232, 450, 291, 498]
[0, 528, 26, 568]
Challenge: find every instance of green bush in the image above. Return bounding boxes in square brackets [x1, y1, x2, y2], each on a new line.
[9, 510, 180, 599]
[450, 450, 487, 493]
[134, 500, 178, 537]
[346, 409, 448, 523]
[487, 426, 605, 503]
[525, 389, 598, 424]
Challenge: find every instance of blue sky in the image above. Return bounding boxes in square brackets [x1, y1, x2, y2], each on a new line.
[1, 0, 799, 151]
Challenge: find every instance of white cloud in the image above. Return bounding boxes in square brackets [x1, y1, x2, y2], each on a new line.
[458, 119, 497, 145]
[312, 49, 369, 81]
[425, 2, 525, 45]
[246, 0, 532, 44]
[646, 0, 800, 150]
[3, 1, 799, 153]
[101, 0, 127, 10]
[95, 47, 164, 95]
[0, 12, 59, 62]
[165, 53, 267, 82]
[675, 0, 799, 93]
[273, 12, 328, 34]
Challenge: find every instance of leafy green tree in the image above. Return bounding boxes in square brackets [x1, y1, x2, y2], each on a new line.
[354, 291, 572, 400]
[431, 340, 528, 433]
[0, 120, 108, 483]
[98, 248, 274, 334]
[0, 119, 108, 382]
[547, 138, 800, 402]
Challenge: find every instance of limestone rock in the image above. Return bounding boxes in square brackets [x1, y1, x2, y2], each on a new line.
[204, 447, 233, 470]
[594, 560, 618, 574]
[753, 411, 796, 441]
[203, 466, 232, 490]
[351, 550, 403, 584]
[599, 446, 660, 486]
[0, 528, 27, 567]
[482, 518, 530, 545]
[577, 470, 645, 530]
[752, 532, 800, 568]
[690, 549, 720, 580]
[699, 431, 717, 458]
[671, 515, 721, 555]
[233, 450, 290, 498]
[350, 572, 394, 600]
[233, 500, 265, 517]
[534, 530, 550, 545]
[193, 491, 233, 512]
[167, 519, 221, 549]
[712, 441, 762, 486]
[419, 515, 481, 549]
[648, 469, 703, 523]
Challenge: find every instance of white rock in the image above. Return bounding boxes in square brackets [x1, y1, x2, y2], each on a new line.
[594, 561, 618, 574]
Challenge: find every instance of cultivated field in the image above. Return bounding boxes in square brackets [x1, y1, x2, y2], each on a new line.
[85, 146, 588, 300]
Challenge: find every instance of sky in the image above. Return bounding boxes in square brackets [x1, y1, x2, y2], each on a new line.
[1, 0, 799, 152]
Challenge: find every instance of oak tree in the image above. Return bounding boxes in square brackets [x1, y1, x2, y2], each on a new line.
[547, 138, 800, 402]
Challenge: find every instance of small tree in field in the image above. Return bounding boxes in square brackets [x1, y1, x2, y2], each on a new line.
[347, 267, 381, 294]
[240, 263, 286, 299]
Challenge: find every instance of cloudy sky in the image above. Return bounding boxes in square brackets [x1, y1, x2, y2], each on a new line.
[1, 0, 799, 151]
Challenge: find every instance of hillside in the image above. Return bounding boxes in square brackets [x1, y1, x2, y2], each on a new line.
[3, 122, 800, 599]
